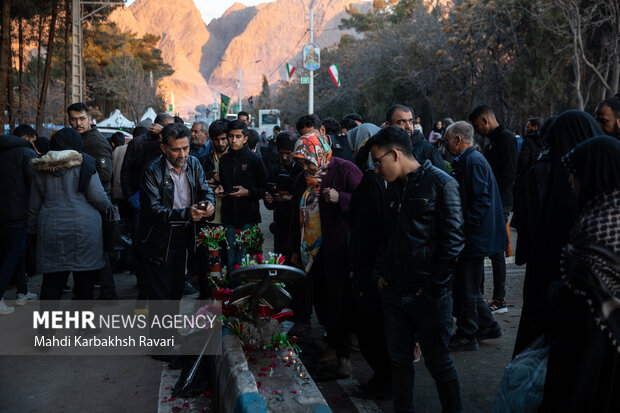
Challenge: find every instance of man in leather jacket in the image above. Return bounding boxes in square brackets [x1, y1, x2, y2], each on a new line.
[368, 126, 464, 413]
[139, 123, 215, 301]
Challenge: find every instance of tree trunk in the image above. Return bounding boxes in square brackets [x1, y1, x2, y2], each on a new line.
[18, 18, 23, 123]
[36, 4, 59, 135]
[572, 38, 584, 110]
[64, 0, 71, 126]
[36, 14, 43, 94]
[0, 0, 11, 128]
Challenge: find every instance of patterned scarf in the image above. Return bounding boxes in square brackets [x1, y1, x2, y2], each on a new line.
[293, 133, 332, 272]
[561, 190, 620, 353]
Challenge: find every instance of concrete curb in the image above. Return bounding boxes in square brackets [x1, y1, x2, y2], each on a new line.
[212, 332, 332, 412]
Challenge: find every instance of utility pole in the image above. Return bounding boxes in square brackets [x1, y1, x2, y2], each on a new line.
[239, 70, 242, 112]
[71, 0, 123, 104]
[308, 8, 314, 114]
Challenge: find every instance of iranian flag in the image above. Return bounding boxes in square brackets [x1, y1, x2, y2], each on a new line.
[327, 64, 340, 87]
[285, 63, 296, 81]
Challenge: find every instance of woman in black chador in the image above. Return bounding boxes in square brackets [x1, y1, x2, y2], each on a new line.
[540, 136, 620, 412]
[513, 110, 604, 356]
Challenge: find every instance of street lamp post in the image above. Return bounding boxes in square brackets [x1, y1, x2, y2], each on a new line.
[238, 59, 262, 113]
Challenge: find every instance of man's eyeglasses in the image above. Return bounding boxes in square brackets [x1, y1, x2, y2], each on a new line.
[373, 149, 394, 167]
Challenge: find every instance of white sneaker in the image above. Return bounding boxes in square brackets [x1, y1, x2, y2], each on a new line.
[16, 292, 37, 306]
[0, 299, 15, 315]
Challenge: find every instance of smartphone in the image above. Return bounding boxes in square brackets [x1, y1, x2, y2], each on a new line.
[198, 200, 208, 210]
[267, 182, 278, 195]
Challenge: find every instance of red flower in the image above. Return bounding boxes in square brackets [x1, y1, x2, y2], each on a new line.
[256, 381, 262, 389]
[234, 264, 241, 269]
[290, 337, 299, 344]
[235, 229, 242, 234]
[269, 363, 276, 368]
[182, 402, 189, 408]
[260, 367, 269, 371]
[258, 372, 266, 377]
[291, 390, 298, 394]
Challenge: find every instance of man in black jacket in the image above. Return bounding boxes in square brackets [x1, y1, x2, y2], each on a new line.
[0, 135, 38, 314]
[215, 120, 267, 268]
[469, 104, 517, 314]
[368, 126, 464, 413]
[264, 131, 303, 254]
[140, 123, 215, 301]
[385, 104, 448, 172]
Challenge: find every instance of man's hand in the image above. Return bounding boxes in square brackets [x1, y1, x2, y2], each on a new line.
[215, 185, 226, 198]
[148, 123, 163, 136]
[264, 192, 274, 204]
[321, 187, 339, 203]
[290, 252, 301, 268]
[190, 206, 204, 222]
[229, 186, 249, 197]
[377, 277, 389, 290]
[273, 191, 293, 202]
[204, 203, 215, 217]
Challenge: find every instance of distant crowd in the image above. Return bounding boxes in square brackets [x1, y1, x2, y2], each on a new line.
[1, 94, 619, 412]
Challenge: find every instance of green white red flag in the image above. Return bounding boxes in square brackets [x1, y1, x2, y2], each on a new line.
[327, 64, 340, 87]
[285, 63, 296, 81]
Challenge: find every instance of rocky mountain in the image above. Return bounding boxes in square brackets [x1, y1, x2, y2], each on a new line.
[109, 0, 368, 116]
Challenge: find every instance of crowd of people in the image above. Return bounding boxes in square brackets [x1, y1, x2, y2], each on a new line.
[0, 94, 619, 412]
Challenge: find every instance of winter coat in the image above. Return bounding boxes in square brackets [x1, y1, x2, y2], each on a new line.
[451, 146, 507, 257]
[219, 145, 268, 226]
[483, 124, 518, 214]
[81, 126, 113, 197]
[374, 160, 464, 298]
[0, 135, 38, 220]
[410, 129, 448, 172]
[121, 132, 163, 199]
[28, 150, 111, 274]
[139, 155, 215, 262]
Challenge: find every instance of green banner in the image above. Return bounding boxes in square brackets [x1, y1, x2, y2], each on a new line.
[220, 94, 230, 119]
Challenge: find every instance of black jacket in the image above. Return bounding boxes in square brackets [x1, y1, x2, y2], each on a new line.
[330, 133, 355, 163]
[121, 132, 163, 199]
[514, 131, 543, 203]
[410, 130, 448, 172]
[0, 135, 38, 220]
[219, 145, 268, 226]
[81, 126, 113, 196]
[375, 160, 464, 297]
[264, 159, 303, 234]
[139, 155, 215, 262]
[483, 124, 518, 213]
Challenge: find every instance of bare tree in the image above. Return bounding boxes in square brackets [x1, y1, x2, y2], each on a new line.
[64, 0, 71, 125]
[35, 2, 59, 134]
[0, 0, 11, 127]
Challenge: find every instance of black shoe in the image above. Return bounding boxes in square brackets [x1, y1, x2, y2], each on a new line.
[358, 375, 392, 399]
[477, 326, 503, 341]
[183, 282, 198, 296]
[288, 322, 311, 337]
[449, 335, 479, 351]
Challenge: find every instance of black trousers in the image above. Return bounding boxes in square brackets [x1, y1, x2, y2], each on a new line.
[145, 227, 191, 301]
[40, 270, 97, 301]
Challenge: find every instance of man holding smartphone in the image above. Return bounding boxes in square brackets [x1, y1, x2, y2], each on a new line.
[216, 120, 267, 269]
[264, 131, 303, 254]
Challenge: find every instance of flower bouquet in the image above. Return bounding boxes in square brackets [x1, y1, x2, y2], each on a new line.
[235, 224, 264, 255]
[197, 225, 227, 250]
[236, 252, 286, 269]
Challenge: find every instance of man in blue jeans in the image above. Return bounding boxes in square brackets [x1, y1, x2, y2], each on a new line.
[368, 127, 465, 413]
[444, 121, 506, 351]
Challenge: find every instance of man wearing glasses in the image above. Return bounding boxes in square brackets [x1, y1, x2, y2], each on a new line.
[385, 104, 448, 172]
[368, 126, 464, 413]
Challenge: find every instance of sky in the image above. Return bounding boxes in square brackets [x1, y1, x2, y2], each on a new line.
[124, 0, 276, 24]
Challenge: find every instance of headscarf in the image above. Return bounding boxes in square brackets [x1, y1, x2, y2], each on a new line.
[347, 123, 380, 168]
[50, 127, 96, 193]
[293, 132, 332, 188]
[293, 133, 331, 273]
[562, 136, 620, 209]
